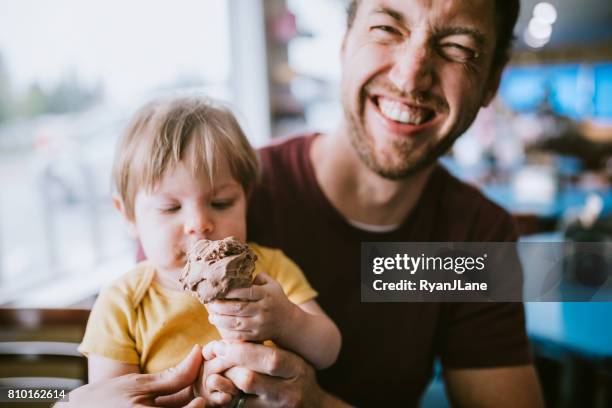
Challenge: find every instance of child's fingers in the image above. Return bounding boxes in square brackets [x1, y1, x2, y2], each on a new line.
[224, 285, 264, 301]
[252, 272, 273, 285]
[202, 355, 237, 374]
[203, 342, 237, 361]
[208, 391, 234, 406]
[254, 273, 284, 294]
[203, 342, 215, 360]
[209, 314, 256, 332]
[207, 300, 255, 317]
[217, 329, 258, 342]
[182, 396, 205, 408]
[206, 373, 239, 395]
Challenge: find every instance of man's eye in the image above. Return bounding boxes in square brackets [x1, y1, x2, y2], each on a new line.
[211, 200, 234, 210]
[438, 44, 478, 62]
[370, 25, 402, 38]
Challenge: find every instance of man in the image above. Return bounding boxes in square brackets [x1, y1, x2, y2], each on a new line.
[204, 0, 544, 406]
[75, 0, 542, 406]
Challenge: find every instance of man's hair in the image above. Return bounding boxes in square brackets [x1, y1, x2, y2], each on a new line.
[113, 96, 260, 220]
[346, 0, 520, 68]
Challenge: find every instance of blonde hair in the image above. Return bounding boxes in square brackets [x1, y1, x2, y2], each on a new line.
[113, 96, 260, 220]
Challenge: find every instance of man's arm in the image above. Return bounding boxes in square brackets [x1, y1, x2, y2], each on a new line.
[55, 345, 205, 408]
[444, 365, 544, 408]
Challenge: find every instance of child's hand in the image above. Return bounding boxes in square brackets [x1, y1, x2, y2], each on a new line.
[206, 273, 298, 342]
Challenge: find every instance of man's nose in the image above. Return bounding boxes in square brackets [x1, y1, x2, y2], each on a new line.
[388, 42, 434, 94]
[184, 208, 214, 237]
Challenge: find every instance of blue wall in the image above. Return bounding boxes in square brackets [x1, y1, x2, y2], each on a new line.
[499, 62, 612, 120]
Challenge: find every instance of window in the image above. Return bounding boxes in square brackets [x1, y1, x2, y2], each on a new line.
[0, 0, 233, 304]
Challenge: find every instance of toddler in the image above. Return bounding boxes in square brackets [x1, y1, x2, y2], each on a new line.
[79, 96, 341, 405]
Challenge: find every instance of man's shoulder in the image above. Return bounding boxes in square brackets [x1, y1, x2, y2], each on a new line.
[257, 133, 315, 164]
[252, 133, 317, 199]
[432, 164, 518, 241]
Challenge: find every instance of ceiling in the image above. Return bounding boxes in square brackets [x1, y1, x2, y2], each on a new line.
[514, 0, 612, 50]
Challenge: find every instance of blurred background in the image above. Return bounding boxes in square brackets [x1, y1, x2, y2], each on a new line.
[0, 0, 610, 406]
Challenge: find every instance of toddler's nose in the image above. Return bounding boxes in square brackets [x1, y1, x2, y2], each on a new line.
[184, 211, 214, 238]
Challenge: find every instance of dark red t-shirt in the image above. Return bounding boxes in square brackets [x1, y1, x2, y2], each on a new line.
[247, 134, 531, 407]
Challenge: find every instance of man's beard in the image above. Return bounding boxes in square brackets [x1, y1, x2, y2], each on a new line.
[344, 107, 459, 180]
[341, 76, 461, 180]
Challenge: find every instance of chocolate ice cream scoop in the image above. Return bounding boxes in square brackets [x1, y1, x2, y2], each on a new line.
[179, 236, 257, 303]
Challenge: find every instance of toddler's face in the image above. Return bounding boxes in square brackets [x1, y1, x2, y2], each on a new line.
[129, 159, 247, 276]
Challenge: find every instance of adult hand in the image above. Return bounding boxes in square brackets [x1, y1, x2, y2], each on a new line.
[55, 345, 205, 408]
[207, 273, 298, 343]
[202, 340, 341, 408]
[194, 351, 240, 406]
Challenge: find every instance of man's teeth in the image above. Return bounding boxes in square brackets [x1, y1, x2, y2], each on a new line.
[378, 98, 431, 125]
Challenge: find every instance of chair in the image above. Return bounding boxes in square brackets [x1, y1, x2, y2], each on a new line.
[0, 308, 90, 406]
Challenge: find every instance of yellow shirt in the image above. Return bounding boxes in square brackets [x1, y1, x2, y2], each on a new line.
[78, 243, 317, 373]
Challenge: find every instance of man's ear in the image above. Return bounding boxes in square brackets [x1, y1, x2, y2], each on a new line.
[112, 194, 138, 239]
[482, 63, 505, 107]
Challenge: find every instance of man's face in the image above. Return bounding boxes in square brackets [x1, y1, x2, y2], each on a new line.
[340, 0, 501, 178]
